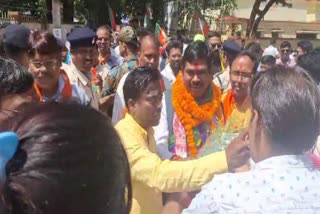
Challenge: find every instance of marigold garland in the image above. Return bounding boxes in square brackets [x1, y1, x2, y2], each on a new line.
[172, 72, 223, 157]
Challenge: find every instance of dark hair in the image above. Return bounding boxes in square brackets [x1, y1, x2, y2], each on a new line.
[260, 55, 276, 66]
[123, 66, 161, 108]
[297, 49, 320, 84]
[136, 28, 152, 41]
[3, 44, 28, 60]
[0, 103, 132, 214]
[232, 50, 258, 74]
[245, 42, 263, 61]
[0, 57, 33, 96]
[166, 40, 183, 56]
[182, 41, 212, 71]
[208, 31, 221, 39]
[29, 31, 62, 57]
[280, 41, 291, 49]
[250, 65, 320, 152]
[297, 40, 313, 53]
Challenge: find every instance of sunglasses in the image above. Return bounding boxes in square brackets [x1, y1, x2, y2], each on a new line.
[281, 49, 291, 53]
[210, 44, 222, 49]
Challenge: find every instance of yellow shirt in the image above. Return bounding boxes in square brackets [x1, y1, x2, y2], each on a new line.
[115, 114, 228, 214]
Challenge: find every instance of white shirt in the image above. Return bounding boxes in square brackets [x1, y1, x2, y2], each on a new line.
[183, 155, 320, 214]
[263, 45, 279, 58]
[213, 67, 230, 94]
[112, 72, 129, 125]
[161, 64, 176, 87]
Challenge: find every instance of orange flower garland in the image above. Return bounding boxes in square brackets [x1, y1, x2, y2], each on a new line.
[172, 72, 223, 157]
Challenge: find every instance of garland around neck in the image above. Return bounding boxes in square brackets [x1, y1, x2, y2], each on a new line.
[172, 72, 222, 157]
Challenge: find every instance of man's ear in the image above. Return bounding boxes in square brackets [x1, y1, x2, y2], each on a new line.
[127, 98, 136, 113]
[252, 109, 260, 128]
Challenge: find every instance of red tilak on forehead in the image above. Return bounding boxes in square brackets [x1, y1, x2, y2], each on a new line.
[194, 63, 202, 73]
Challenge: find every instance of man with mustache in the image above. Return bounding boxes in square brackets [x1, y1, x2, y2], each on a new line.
[96, 25, 120, 69]
[115, 66, 250, 214]
[208, 31, 223, 74]
[276, 41, 296, 67]
[65, 27, 100, 109]
[222, 51, 257, 132]
[160, 41, 224, 159]
[112, 32, 160, 124]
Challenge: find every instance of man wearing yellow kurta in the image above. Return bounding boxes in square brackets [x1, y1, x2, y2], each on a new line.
[115, 66, 250, 214]
[222, 51, 257, 133]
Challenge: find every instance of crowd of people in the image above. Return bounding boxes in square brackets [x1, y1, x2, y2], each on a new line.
[0, 22, 319, 214]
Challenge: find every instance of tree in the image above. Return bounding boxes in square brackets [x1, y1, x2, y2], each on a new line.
[246, 0, 292, 37]
[178, 0, 237, 32]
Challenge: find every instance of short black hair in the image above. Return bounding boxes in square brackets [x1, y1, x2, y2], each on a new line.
[123, 66, 162, 108]
[0, 103, 132, 214]
[297, 49, 320, 84]
[208, 31, 221, 39]
[280, 41, 291, 49]
[250, 65, 320, 152]
[166, 40, 183, 56]
[297, 40, 313, 53]
[232, 50, 258, 74]
[260, 55, 276, 66]
[3, 44, 29, 60]
[245, 42, 263, 61]
[0, 57, 33, 96]
[182, 41, 212, 71]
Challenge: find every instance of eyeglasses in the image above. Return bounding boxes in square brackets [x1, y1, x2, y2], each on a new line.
[31, 59, 59, 69]
[230, 70, 253, 80]
[210, 44, 222, 49]
[281, 49, 291, 53]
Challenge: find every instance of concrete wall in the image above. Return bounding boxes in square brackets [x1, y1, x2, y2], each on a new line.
[235, 0, 317, 22]
[18, 23, 81, 42]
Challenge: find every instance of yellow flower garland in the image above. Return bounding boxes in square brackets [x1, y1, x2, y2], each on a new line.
[172, 72, 223, 157]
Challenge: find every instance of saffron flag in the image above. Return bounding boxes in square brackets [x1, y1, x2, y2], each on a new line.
[194, 8, 210, 37]
[155, 23, 167, 46]
[107, 3, 116, 31]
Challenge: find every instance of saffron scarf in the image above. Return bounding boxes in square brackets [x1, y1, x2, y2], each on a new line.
[34, 70, 72, 102]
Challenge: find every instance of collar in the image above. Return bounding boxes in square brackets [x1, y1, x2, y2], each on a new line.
[124, 114, 153, 142]
[42, 76, 64, 101]
[252, 155, 314, 170]
[70, 63, 90, 86]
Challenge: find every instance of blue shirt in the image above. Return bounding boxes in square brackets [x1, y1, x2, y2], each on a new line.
[183, 155, 320, 214]
[42, 75, 89, 105]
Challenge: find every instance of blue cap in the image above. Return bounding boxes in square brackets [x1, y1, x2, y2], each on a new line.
[223, 40, 241, 55]
[67, 27, 96, 49]
[0, 132, 19, 179]
[3, 24, 30, 49]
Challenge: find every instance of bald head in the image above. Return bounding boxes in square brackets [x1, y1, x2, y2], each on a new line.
[138, 34, 160, 69]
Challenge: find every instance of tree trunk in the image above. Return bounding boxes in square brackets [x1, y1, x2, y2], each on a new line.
[46, 0, 53, 23]
[246, 0, 277, 37]
[62, 0, 74, 24]
[246, 0, 261, 37]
